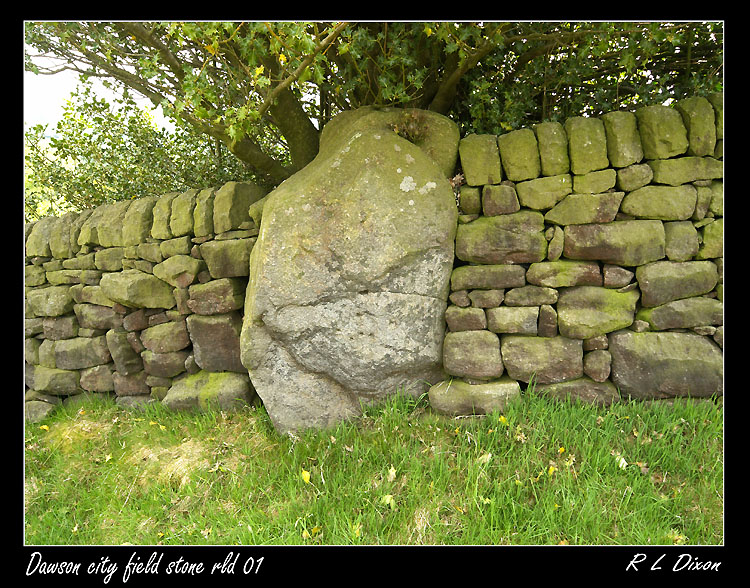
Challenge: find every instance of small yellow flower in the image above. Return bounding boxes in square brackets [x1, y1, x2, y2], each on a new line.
[558, 446, 566, 454]
[301, 469, 311, 484]
[39, 425, 49, 431]
[548, 465, 557, 476]
[278, 53, 287, 65]
[254, 65, 265, 77]
[498, 415, 508, 426]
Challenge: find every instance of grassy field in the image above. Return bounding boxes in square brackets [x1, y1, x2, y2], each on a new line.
[23, 386, 723, 546]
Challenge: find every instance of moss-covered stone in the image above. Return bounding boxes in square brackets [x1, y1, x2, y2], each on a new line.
[140, 320, 191, 353]
[443, 330, 503, 380]
[29, 365, 82, 395]
[504, 285, 558, 306]
[515, 174, 572, 210]
[635, 105, 689, 159]
[152, 255, 206, 288]
[572, 169, 616, 193]
[675, 96, 717, 156]
[544, 192, 624, 226]
[151, 192, 180, 240]
[450, 264, 526, 291]
[696, 218, 722, 260]
[533, 121, 569, 176]
[49, 213, 78, 259]
[636, 260, 718, 307]
[620, 185, 697, 220]
[486, 306, 539, 334]
[482, 184, 520, 216]
[526, 260, 602, 287]
[538, 377, 619, 406]
[455, 211, 547, 264]
[96, 200, 132, 248]
[54, 336, 111, 370]
[213, 181, 267, 233]
[162, 370, 255, 412]
[187, 277, 247, 315]
[664, 221, 699, 261]
[459, 133, 502, 185]
[501, 335, 582, 384]
[608, 330, 722, 399]
[445, 306, 487, 331]
[100, 269, 176, 309]
[193, 188, 217, 237]
[94, 247, 125, 271]
[458, 185, 482, 215]
[200, 238, 256, 278]
[615, 163, 653, 192]
[27, 285, 75, 317]
[707, 92, 723, 140]
[166, 189, 197, 237]
[122, 196, 158, 246]
[565, 116, 609, 174]
[557, 286, 640, 339]
[636, 297, 723, 330]
[497, 128, 541, 181]
[647, 156, 722, 186]
[26, 216, 57, 257]
[564, 220, 665, 266]
[428, 376, 521, 416]
[600, 110, 643, 168]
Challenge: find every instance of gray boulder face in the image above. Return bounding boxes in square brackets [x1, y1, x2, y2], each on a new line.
[240, 106, 459, 434]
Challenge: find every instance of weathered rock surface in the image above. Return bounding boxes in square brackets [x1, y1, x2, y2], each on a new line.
[608, 330, 723, 399]
[240, 106, 459, 433]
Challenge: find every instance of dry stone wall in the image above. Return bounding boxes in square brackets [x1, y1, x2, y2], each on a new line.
[25, 181, 267, 422]
[428, 93, 724, 416]
[24, 92, 725, 426]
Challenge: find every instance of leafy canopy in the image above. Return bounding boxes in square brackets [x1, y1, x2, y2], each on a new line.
[25, 21, 723, 202]
[24, 82, 253, 220]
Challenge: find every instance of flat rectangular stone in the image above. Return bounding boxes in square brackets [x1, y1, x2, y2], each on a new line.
[563, 220, 665, 267]
[451, 264, 526, 291]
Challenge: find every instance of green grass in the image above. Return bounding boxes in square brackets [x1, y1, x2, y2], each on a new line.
[24, 386, 723, 545]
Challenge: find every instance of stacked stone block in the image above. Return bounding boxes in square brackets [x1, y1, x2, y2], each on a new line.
[24, 181, 266, 422]
[430, 93, 724, 415]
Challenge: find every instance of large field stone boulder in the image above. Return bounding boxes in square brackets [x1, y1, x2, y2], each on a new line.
[240, 106, 459, 433]
[608, 330, 723, 399]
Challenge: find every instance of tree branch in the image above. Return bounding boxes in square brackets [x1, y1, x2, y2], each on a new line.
[257, 21, 348, 118]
